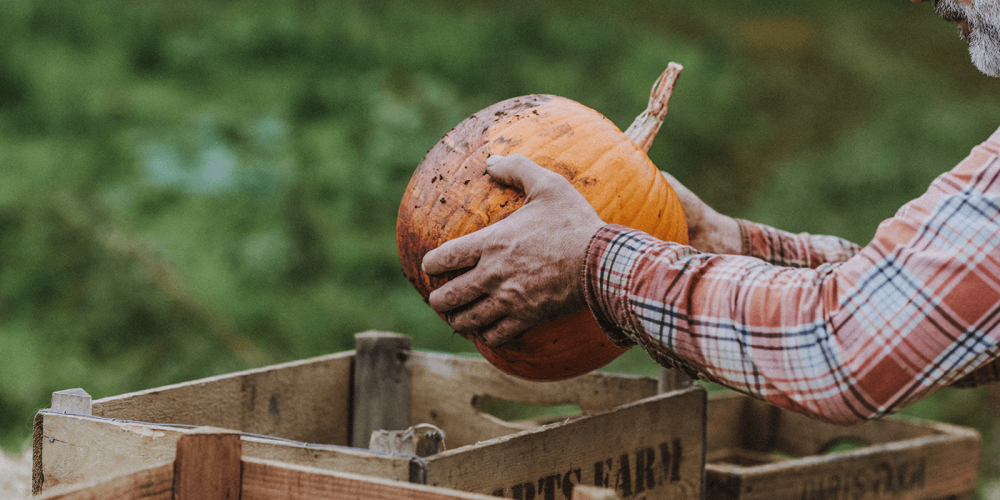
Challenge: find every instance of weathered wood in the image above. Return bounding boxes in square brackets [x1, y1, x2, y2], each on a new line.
[425, 386, 706, 499]
[241, 457, 499, 500]
[92, 350, 354, 445]
[35, 432, 522, 500]
[657, 366, 693, 393]
[51, 389, 92, 416]
[35, 365, 700, 498]
[370, 424, 446, 457]
[408, 351, 658, 448]
[353, 331, 412, 448]
[571, 485, 622, 500]
[173, 428, 242, 499]
[33, 411, 411, 493]
[35, 412, 183, 493]
[704, 393, 982, 500]
[34, 461, 173, 500]
[35, 455, 502, 500]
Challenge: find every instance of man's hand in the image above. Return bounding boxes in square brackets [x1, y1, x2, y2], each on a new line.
[659, 171, 743, 255]
[422, 154, 605, 347]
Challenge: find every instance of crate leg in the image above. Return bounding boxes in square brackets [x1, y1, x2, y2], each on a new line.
[658, 367, 693, 393]
[51, 388, 92, 415]
[173, 428, 242, 500]
[352, 331, 412, 448]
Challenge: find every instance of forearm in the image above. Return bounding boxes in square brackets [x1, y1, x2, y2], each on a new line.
[659, 171, 861, 267]
[736, 219, 861, 268]
[584, 223, 1000, 425]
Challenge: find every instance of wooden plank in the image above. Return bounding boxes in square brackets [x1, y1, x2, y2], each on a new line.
[572, 485, 622, 500]
[34, 412, 412, 493]
[35, 412, 184, 493]
[408, 351, 658, 448]
[710, 431, 981, 500]
[173, 428, 242, 499]
[239, 435, 412, 479]
[92, 350, 354, 445]
[352, 331, 412, 448]
[425, 386, 706, 500]
[704, 394, 983, 500]
[240, 456, 500, 500]
[34, 461, 173, 500]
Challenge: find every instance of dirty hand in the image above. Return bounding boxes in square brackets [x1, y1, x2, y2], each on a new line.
[422, 154, 605, 347]
[659, 171, 742, 255]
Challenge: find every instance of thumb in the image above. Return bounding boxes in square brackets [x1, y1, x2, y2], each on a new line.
[486, 154, 565, 201]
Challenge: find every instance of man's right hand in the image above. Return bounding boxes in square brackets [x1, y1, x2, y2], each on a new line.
[660, 171, 743, 255]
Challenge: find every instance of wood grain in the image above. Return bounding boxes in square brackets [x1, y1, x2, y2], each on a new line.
[92, 350, 354, 445]
[173, 429, 241, 499]
[425, 386, 706, 499]
[241, 457, 499, 500]
[34, 461, 173, 500]
[704, 394, 982, 500]
[34, 412, 412, 493]
[408, 351, 658, 449]
[352, 332, 412, 448]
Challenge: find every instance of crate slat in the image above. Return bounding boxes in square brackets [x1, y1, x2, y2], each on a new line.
[428, 387, 705, 499]
[91, 350, 354, 445]
[704, 393, 982, 500]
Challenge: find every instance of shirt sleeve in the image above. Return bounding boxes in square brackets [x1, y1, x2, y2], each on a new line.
[736, 219, 860, 268]
[583, 127, 1000, 425]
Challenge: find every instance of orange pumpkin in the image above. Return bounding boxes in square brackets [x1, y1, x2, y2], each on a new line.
[396, 65, 688, 381]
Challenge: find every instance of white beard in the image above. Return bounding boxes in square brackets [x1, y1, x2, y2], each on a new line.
[936, 0, 1000, 77]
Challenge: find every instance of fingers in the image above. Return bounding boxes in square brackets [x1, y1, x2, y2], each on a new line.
[445, 294, 506, 333]
[486, 154, 566, 200]
[422, 230, 485, 276]
[427, 266, 489, 313]
[479, 316, 530, 347]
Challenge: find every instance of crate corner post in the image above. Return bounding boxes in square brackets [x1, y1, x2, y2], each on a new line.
[352, 331, 412, 449]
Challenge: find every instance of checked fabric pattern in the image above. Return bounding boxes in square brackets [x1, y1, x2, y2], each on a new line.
[583, 126, 1000, 425]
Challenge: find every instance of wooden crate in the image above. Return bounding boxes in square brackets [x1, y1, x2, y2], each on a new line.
[705, 393, 982, 500]
[35, 428, 626, 500]
[34, 331, 706, 499]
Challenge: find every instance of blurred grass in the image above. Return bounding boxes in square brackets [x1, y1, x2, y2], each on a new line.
[1, 0, 999, 495]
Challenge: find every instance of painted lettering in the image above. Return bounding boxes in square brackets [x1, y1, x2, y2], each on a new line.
[594, 458, 613, 488]
[635, 447, 656, 494]
[560, 468, 581, 500]
[512, 481, 535, 500]
[537, 474, 560, 500]
[495, 440, 686, 499]
[799, 459, 928, 500]
[615, 453, 633, 497]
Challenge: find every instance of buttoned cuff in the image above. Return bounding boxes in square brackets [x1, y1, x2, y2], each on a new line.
[581, 224, 644, 348]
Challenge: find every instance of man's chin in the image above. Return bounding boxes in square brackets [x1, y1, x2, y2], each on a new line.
[970, 48, 1000, 77]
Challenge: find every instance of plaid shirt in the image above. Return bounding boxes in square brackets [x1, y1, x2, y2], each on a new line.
[583, 126, 1000, 425]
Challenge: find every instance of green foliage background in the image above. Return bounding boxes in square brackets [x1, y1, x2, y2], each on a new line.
[1, 0, 999, 495]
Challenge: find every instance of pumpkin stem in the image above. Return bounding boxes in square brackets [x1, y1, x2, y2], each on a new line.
[624, 62, 683, 153]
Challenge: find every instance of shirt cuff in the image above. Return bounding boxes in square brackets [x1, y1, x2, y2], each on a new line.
[581, 225, 647, 348]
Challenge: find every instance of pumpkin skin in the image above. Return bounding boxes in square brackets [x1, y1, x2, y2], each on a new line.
[396, 93, 687, 381]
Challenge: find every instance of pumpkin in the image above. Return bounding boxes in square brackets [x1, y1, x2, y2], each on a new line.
[396, 64, 688, 381]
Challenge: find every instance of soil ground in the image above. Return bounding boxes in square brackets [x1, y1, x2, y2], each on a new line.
[0, 448, 31, 499]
